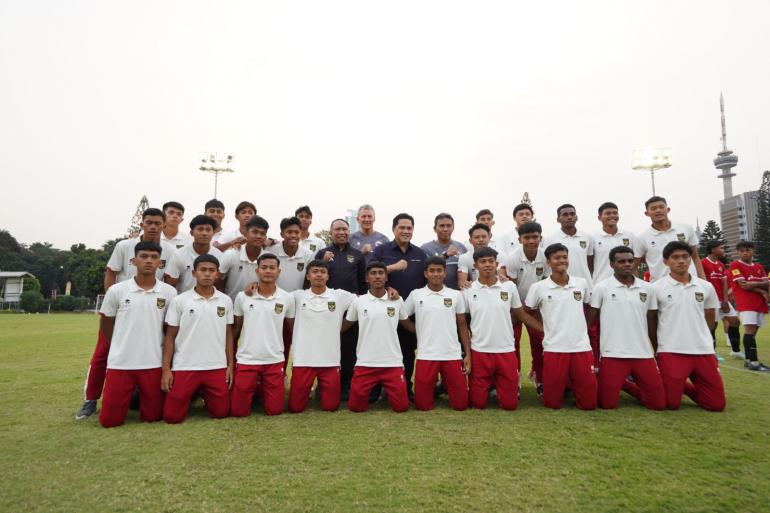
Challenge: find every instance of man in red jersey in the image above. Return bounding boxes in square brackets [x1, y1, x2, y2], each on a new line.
[701, 240, 742, 358]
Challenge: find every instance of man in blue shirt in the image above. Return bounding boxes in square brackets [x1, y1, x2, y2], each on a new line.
[350, 204, 390, 263]
[421, 213, 467, 290]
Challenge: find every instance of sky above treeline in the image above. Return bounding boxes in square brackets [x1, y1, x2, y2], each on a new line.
[1, 1, 769, 249]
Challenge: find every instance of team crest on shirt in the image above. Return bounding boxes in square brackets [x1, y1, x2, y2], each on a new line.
[731, 269, 741, 276]
[275, 303, 284, 314]
[297, 262, 305, 272]
[346, 254, 355, 263]
[310, 244, 317, 252]
[160, 259, 166, 269]
[535, 267, 544, 277]
[622, 238, 630, 246]
[573, 291, 583, 301]
[217, 306, 226, 317]
[694, 292, 704, 303]
[387, 307, 396, 317]
[639, 292, 647, 302]
[176, 244, 184, 249]
[444, 298, 453, 307]
[156, 298, 166, 309]
[579, 240, 587, 249]
[500, 291, 509, 302]
[328, 301, 336, 312]
[677, 233, 686, 242]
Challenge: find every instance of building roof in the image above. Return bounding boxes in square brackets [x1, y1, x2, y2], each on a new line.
[0, 272, 35, 278]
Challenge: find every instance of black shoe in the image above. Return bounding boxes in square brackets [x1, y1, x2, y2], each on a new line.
[407, 389, 415, 403]
[536, 384, 543, 397]
[340, 388, 350, 402]
[129, 387, 140, 410]
[433, 381, 447, 399]
[748, 362, 770, 372]
[369, 384, 382, 404]
[75, 400, 97, 420]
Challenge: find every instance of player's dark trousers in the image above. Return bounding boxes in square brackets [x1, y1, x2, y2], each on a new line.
[163, 369, 230, 423]
[99, 368, 163, 428]
[657, 353, 726, 412]
[340, 325, 358, 393]
[542, 351, 597, 410]
[84, 320, 109, 401]
[397, 324, 417, 393]
[598, 357, 665, 410]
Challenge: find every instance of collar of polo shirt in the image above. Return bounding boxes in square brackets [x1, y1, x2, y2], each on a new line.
[254, 290, 279, 300]
[366, 292, 389, 301]
[308, 288, 331, 298]
[426, 286, 446, 295]
[128, 279, 160, 293]
[664, 274, 695, 288]
[546, 276, 579, 289]
[239, 244, 260, 263]
[611, 276, 641, 289]
[472, 280, 503, 289]
[191, 288, 222, 300]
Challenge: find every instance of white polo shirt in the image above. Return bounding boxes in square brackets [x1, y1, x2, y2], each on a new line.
[219, 246, 262, 301]
[100, 278, 177, 370]
[107, 238, 177, 284]
[504, 247, 550, 300]
[345, 293, 408, 367]
[635, 222, 698, 281]
[591, 228, 637, 284]
[165, 244, 224, 293]
[651, 275, 718, 355]
[458, 250, 501, 283]
[590, 276, 655, 358]
[404, 286, 467, 361]
[462, 280, 521, 353]
[498, 229, 520, 258]
[217, 228, 247, 246]
[161, 230, 192, 250]
[544, 230, 594, 287]
[165, 288, 233, 371]
[300, 236, 325, 255]
[266, 242, 314, 292]
[291, 288, 355, 367]
[525, 276, 591, 353]
[234, 287, 295, 365]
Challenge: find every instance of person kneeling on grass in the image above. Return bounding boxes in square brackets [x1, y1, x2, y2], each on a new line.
[649, 241, 726, 412]
[98, 241, 177, 428]
[161, 254, 234, 423]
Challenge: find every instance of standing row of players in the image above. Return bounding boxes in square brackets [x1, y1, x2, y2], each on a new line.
[75, 196, 770, 426]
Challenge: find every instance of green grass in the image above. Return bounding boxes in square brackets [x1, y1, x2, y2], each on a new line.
[1, 314, 769, 513]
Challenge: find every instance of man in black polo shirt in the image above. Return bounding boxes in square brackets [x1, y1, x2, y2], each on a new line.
[373, 213, 428, 399]
[316, 218, 367, 399]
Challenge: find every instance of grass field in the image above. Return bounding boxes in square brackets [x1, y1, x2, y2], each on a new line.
[1, 314, 769, 513]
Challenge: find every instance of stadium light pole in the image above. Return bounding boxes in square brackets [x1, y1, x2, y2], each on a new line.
[631, 147, 672, 196]
[199, 153, 235, 198]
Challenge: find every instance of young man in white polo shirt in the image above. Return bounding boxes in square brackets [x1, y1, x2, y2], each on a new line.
[97, 241, 177, 428]
[161, 201, 192, 249]
[215, 201, 257, 252]
[288, 260, 355, 413]
[498, 203, 535, 258]
[230, 253, 295, 416]
[218, 215, 269, 302]
[164, 215, 224, 293]
[649, 241, 725, 411]
[587, 246, 665, 410]
[591, 202, 637, 284]
[504, 221, 549, 394]
[525, 243, 597, 410]
[267, 216, 314, 292]
[462, 247, 543, 410]
[295, 205, 326, 254]
[403, 257, 471, 411]
[458, 223, 493, 289]
[76, 208, 176, 421]
[204, 199, 227, 246]
[634, 196, 705, 282]
[161, 254, 234, 423]
[343, 261, 410, 413]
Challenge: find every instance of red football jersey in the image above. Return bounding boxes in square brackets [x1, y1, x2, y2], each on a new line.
[728, 260, 769, 313]
[701, 257, 727, 301]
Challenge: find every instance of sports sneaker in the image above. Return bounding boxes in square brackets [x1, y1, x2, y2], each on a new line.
[730, 351, 746, 359]
[744, 359, 750, 368]
[75, 400, 97, 420]
[748, 362, 770, 372]
[536, 384, 543, 397]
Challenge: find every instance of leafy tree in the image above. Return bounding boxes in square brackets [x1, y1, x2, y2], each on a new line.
[66, 245, 109, 298]
[754, 171, 770, 269]
[0, 229, 27, 271]
[698, 220, 725, 257]
[314, 229, 332, 246]
[19, 290, 46, 313]
[24, 242, 68, 296]
[22, 276, 41, 292]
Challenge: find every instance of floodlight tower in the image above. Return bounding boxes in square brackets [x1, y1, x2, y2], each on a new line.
[713, 93, 738, 200]
[631, 148, 672, 196]
[199, 153, 234, 198]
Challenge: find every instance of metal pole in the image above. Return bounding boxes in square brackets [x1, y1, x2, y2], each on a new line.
[214, 171, 219, 198]
[651, 169, 656, 196]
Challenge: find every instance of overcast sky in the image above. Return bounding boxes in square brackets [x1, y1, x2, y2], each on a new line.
[1, 1, 769, 250]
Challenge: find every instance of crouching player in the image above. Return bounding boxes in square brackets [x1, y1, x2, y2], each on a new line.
[161, 255, 234, 423]
[403, 257, 471, 411]
[98, 241, 177, 428]
[649, 241, 725, 411]
[587, 246, 665, 410]
[231, 254, 295, 416]
[343, 261, 410, 413]
[288, 260, 355, 413]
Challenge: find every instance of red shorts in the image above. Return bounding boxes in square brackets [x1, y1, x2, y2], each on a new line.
[99, 368, 163, 428]
[231, 362, 285, 416]
[469, 350, 518, 410]
[84, 321, 109, 401]
[163, 369, 230, 423]
[657, 353, 725, 412]
[598, 357, 665, 410]
[288, 366, 341, 413]
[414, 359, 468, 411]
[348, 366, 408, 413]
[542, 351, 597, 410]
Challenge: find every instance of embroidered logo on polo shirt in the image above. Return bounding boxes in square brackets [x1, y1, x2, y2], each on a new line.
[694, 292, 704, 303]
[610, 293, 617, 300]
[297, 262, 305, 272]
[188, 308, 195, 316]
[302, 302, 307, 309]
[217, 306, 226, 317]
[156, 298, 166, 309]
[328, 301, 336, 312]
[639, 292, 647, 302]
[310, 244, 317, 252]
[536, 267, 544, 277]
[650, 241, 656, 246]
[160, 259, 166, 269]
[248, 304, 254, 310]
[387, 307, 396, 317]
[444, 298, 452, 307]
[472, 294, 478, 301]
[622, 238, 630, 246]
[238, 265, 243, 271]
[347, 254, 355, 263]
[677, 233, 686, 242]
[275, 304, 284, 314]
[124, 298, 131, 305]
[579, 241, 587, 249]
[500, 291, 509, 301]
[573, 291, 583, 301]
[176, 244, 184, 249]
[363, 309, 368, 317]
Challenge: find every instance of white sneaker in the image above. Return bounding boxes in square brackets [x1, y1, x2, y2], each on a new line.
[730, 351, 746, 359]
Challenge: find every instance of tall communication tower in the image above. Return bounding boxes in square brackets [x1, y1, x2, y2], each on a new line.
[521, 192, 532, 206]
[713, 93, 739, 199]
[127, 195, 150, 237]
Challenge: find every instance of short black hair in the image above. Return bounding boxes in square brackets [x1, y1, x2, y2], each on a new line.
[513, 204, 533, 217]
[205, 199, 225, 211]
[556, 204, 576, 216]
[598, 202, 619, 215]
[475, 209, 493, 220]
[468, 223, 491, 237]
[433, 212, 454, 227]
[472, 246, 498, 262]
[366, 261, 387, 273]
[517, 221, 542, 236]
[257, 253, 280, 266]
[392, 213, 415, 229]
[162, 201, 185, 213]
[142, 208, 165, 220]
[193, 254, 220, 270]
[189, 215, 217, 230]
[644, 196, 667, 209]
[134, 241, 162, 256]
[295, 205, 312, 217]
[306, 259, 328, 272]
[246, 215, 269, 232]
[705, 240, 723, 253]
[662, 241, 690, 259]
[736, 241, 755, 251]
[424, 256, 446, 269]
[609, 245, 634, 262]
[330, 218, 349, 229]
[280, 216, 302, 232]
[235, 201, 257, 215]
[544, 243, 569, 259]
